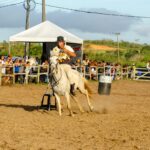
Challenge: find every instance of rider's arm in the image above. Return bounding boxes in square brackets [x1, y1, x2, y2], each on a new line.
[63, 46, 76, 57]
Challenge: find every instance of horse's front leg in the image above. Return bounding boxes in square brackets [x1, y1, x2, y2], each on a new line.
[65, 92, 74, 117]
[54, 93, 62, 116]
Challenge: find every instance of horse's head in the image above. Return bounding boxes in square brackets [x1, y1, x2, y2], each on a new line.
[50, 56, 59, 74]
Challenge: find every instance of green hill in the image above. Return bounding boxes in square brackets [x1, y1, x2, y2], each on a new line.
[84, 40, 149, 67]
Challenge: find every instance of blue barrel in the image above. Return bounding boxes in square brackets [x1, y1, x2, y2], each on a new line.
[98, 76, 112, 95]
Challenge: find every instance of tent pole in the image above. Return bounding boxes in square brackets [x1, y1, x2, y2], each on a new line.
[81, 42, 84, 64]
[24, 42, 29, 61]
[24, 42, 27, 61]
[28, 42, 30, 58]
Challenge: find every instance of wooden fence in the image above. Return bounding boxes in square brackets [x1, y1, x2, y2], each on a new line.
[133, 67, 150, 81]
[0, 65, 149, 85]
[73, 65, 132, 80]
[0, 65, 49, 85]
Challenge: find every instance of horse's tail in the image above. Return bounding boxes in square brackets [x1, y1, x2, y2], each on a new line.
[82, 78, 93, 97]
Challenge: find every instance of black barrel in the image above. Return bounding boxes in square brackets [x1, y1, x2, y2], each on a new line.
[98, 76, 112, 95]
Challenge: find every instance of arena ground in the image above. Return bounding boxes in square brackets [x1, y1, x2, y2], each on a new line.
[0, 80, 150, 150]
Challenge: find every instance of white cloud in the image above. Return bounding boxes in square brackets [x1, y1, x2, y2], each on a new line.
[134, 25, 150, 37]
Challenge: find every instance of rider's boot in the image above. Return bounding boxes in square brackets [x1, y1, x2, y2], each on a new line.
[70, 83, 76, 96]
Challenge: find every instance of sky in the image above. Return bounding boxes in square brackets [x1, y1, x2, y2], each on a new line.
[0, 0, 150, 43]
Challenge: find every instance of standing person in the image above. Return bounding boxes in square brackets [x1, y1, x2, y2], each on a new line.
[25, 61, 31, 74]
[51, 36, 77, 95]
[83, 58, 90, 73]
[18, 59, 25, 84]
[41, 60, 49, 82]
[0, 56, 6, 74]
[146, 61, 150, 72]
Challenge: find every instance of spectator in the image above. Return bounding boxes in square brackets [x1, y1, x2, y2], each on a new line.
[42, 60, 49, 72]
[14, 59, 20, 82]
[146, 61, 150, 72]
[14, 59, 20, 73]
[25, 61, 31, 74]
[41, 60, 49, 83]
[0, 56, 6, 74]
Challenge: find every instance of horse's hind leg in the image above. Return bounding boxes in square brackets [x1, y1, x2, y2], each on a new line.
[79, 88, 93, 112]
[54, 93, 62, 116]
[65, 93, 74, 117]
[71, 95, 84, 113]
[85, 89, 94, 111]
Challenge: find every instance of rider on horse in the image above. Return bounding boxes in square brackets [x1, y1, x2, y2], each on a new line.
[51, 36, 77, 95]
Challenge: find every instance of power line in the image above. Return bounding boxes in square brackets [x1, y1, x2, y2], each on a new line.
[0, 0, 20, 5]
[36, 2, 150, 19]
[0, 1, 23, 9]
[0, 1, 150, 19]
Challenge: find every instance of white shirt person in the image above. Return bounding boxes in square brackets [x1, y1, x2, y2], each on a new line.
[50, 36, 77, 95]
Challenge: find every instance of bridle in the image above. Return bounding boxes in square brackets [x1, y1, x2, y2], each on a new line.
[49, 62, 62, 88]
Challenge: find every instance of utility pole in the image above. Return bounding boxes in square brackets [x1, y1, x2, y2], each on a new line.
[25, 0, 30, 30]
[114, 33, 120, 62]
[42, 0, 46, 22]
[41, 0, 48, 63]
[25, 0, 30, 59]
[23, 0, 36, 60]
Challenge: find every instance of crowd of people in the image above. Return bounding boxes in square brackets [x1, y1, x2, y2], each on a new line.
[80, 58, 136, 80]
[0, 55, 49, 84]
[0, 54, 148, 84]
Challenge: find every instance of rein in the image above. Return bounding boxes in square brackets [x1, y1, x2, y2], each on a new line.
[49, 64, 62, 88]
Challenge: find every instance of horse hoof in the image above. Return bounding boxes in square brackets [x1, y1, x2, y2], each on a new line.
[90, 106, 94, 112]
[70, 114, 75, 117]
[80, 110, 85, 113]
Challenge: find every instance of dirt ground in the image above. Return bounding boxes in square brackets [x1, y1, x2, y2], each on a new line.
[0, 80, 150, 150]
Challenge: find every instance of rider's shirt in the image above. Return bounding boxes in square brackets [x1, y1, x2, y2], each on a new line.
[51, 45, 74, 63]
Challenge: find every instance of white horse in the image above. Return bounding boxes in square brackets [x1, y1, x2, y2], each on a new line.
[50, 56, 93, 116]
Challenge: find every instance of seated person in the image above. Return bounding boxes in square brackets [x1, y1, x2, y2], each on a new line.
[41, 60, 49, 72]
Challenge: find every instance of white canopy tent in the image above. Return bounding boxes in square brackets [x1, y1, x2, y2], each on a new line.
[9, 21, 83, 62]
[9, 21, 83, 44]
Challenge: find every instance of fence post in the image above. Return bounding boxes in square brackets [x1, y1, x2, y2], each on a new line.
[13, 65, 15, 84]
[127, 67, 129, 79]
[47, 65, 49, 83]
[133, 67, 136, 80]
[0, 65, 2, 86]
[121, 67, 123, 79]
[25, 67, 28, 84]
[37, 65, 40, 83]
[96, 67, 98, 80]
[104, 65, 106, 76]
